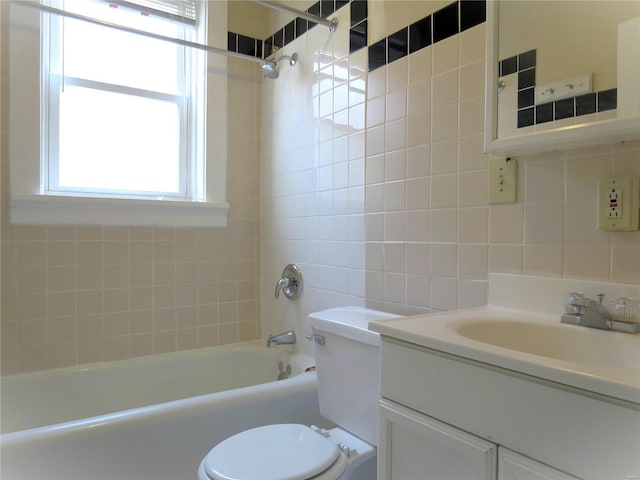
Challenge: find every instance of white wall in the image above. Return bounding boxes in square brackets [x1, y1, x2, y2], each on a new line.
[260, 1, 640, 355]
[0, 4, 263, 374]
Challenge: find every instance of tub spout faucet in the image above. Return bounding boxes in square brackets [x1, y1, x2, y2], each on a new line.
[267, 330, 296, 347]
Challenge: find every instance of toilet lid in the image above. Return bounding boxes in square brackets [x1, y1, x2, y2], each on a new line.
[204, 424, 341, 480]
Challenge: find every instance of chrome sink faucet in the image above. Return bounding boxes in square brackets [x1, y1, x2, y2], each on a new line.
[267, 330, 296, 347]
[561, 293, 639, 333]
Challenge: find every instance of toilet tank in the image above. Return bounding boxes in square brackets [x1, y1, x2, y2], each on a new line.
[307, 307, 399, 446]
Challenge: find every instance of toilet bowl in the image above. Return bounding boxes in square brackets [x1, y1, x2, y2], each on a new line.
[197, 307, 399, 480]
[197, 424, 375, 480]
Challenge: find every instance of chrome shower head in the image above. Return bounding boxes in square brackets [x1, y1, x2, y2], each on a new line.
[261, 59, 279, 79]
[261, 52, 298, 79]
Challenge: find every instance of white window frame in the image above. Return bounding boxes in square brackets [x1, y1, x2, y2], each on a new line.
[7, 0, 229, 227]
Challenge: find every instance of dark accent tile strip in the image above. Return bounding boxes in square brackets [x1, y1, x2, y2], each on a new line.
[460, 0, 486, 32]
[351, 0, 367, 26]
[238, 33, 259, 57]
[307, 2, 320, 30]
[368, 0, 486, 70]
[273, 29, 284, 49]
[238, 0, 490, 75]
[598, 89, 617, 112]
[308, 1, 321, 18]
[519, 49, 536, 70]
[500, 56, 517, 76]
[518, 88, 535, 109]
[388, 27, 408, 63]
[228, 32, 265, 58]
[576, 93, 596, 116]
[320, 0, 335, 18]
[228, 32, 237, 52]
[336, 0, 349, 12]
[350, 20, 368, 54]
[518, 68, 536, 90]
[555, 97, 575, 120]
[295, 18, 308, 39]
[350, 0, 368, 54]
[433, 1, 459, 43]
[259, 0, 353, 56]
[284, 20, 295, 44]
[409, 15, 431, 54]
[536, 103, 553, 124]
[368, 38, 387, 72]
[518, 107, 535, 128]
[504, 48, 617, 127]
[264, 37, 273, 58]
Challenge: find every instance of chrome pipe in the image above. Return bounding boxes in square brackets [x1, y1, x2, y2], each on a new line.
[251, 0, 338, 32]
[14, 1, 267, 66]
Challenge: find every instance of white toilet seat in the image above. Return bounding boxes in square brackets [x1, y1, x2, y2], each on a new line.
[201, 424, 349, 480]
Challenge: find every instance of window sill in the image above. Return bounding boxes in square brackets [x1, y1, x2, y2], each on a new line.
[10, 195, 229, 228]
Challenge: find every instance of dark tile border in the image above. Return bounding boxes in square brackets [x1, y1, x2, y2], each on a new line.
[263, 0, 353, 58]
[228, 0, 488, 74]
[368, 0, 486, 72]
[228, 32, 263, 59]
[500, 49, 617, 128]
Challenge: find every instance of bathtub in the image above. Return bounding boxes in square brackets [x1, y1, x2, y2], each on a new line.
[1, 341, 329, 480]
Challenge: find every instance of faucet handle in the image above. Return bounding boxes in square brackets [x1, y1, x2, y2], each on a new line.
[611, 297, 640, 324]
[564, 292, 585, 314]
[274, 277, 290, 299]
[274, 264, 303, 300]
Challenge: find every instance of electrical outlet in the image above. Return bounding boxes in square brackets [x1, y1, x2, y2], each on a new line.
[606, 188, 622, 218]
[598, 177, 639, 231]
[488, 156, 517, 204]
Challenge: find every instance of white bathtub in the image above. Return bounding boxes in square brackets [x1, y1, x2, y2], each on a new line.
[1, 341, 329, 480]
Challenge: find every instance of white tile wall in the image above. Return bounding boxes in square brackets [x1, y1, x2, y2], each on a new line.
[358, 18, 637, 317]
[1, 47, 262, 373]
[3, 2, 639, 373]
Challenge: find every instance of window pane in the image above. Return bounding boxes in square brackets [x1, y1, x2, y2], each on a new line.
[57, 86, 181, 195]
[60, 0, 185, 94]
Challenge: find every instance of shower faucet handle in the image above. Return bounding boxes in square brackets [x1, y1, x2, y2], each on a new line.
[274, 264, 303, 300]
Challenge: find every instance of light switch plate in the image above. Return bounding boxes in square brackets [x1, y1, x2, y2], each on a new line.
[488, 156, 517, 204]
[597, 176, 639, 231]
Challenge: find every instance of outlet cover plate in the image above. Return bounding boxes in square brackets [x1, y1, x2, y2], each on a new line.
[597, 176, 640, 231]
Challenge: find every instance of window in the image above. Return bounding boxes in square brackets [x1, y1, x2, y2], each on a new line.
[8, 0, 229, 227]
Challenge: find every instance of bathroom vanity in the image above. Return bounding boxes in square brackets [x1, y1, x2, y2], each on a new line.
[370, 274, 640, 480]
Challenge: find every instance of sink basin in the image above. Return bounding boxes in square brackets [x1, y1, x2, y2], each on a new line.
[456, 318, 640, 370]
[369, 305, 640, 404]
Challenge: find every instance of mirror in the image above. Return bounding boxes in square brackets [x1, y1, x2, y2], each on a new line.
[485, 1, 640, 156]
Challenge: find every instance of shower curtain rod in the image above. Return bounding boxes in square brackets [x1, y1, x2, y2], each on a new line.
[251, 0, 338, 32]
[14, 1, 267, 66]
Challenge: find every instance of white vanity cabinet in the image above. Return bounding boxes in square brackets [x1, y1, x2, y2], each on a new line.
[498, 449, 579, 480]
[378, 399, 576, 480]
[378, 400, 497, 479]
[377, 337, 640, 480]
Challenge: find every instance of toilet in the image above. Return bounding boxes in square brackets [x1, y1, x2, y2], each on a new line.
[197, 306, 399, 480]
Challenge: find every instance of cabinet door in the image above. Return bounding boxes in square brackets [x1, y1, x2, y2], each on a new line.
[379, 400, 497, 480]
[499, 448, 579, 480]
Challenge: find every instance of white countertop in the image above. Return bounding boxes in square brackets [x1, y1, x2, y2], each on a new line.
[370, 305, 640, 405]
